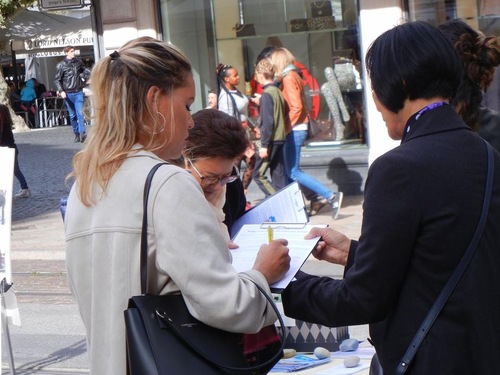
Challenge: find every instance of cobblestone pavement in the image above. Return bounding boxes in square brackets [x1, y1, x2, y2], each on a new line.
[12, 126, 81, 222]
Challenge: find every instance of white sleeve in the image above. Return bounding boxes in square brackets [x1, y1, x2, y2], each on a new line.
[151, 171, 276, 333]
[218, 91, 233, 116]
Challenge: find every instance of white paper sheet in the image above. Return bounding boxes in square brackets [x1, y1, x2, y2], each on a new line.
[231, 223, 327, 290]
[230, 182, 308, 238]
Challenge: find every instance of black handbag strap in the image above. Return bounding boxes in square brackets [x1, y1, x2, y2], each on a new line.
[395, 140, 494, 375]
[140, 162, 167, 295]
[140, 163, 286, 371]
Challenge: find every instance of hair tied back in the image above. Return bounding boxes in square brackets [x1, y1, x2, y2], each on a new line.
[109, 51, 120, 60]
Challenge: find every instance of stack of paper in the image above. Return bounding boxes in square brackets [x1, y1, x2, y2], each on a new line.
[270, 355, 331, 372]
[231, 224, 327, 291]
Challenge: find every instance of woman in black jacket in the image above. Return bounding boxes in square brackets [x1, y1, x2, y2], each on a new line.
[281, 21, 500, 374]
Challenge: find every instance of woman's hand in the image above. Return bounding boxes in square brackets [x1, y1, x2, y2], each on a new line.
[305, 227, 351, 266]
[250, 93, 261, 105]
[253, 239, 290, 285]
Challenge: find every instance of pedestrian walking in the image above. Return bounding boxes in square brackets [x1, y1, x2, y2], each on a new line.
[54, 45, 89, 143]
[270, 47, 343, 218]
[252, 58, 290, 197]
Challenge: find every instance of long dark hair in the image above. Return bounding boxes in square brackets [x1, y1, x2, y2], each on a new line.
[0, 104, 13, 128]
[438, 20, 500, 129]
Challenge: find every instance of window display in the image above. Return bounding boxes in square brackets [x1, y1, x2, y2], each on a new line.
[213, 0, 365, 145]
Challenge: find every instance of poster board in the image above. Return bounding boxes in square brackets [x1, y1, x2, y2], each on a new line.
[0, 147, 14, 284]
[0, 146, 15, 369]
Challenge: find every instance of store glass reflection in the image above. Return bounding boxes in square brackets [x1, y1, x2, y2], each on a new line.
[159, 0, 364, 146]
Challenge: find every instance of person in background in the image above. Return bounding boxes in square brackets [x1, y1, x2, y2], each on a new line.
[270, 47, 343, 219]
[54, 45, 88, 143]
[64, 36, 290, 375]
[184, 109, 249, 246]
[217, 64, 250, 125]
[249, 46, 278, 105]
[252, 58, 290, 197]
[217, 63, 257, 196]
[33, 78, 47, 99]
[250, 45, 321, 211]
[7, 81, 21, 112]
[206, 89, 218, 109]
[19, 78, 37, 127]
[438, 19, 500, 152]
[282, 21, 500, 374]
[0, 104, 31, 198]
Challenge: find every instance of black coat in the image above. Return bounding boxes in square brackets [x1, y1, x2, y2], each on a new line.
[282, 105, 500, 374]
[54, 57, 87, 93]
[478, 106, 500, 153]
[223, 166, 247, 235]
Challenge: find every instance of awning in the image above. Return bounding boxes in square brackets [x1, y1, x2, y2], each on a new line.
[0, 9, 93, 55]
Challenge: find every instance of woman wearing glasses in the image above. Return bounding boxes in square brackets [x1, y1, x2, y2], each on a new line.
[184, 109, 249, 247]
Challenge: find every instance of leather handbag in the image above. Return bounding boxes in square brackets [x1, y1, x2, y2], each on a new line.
[307, 16, 336, 31]
[124, 163, 285, 375]
[307, 116, 323, 140]
[234, 23, 256, 37]
[390, 140, 494, 375]
[290, 18, 309, 32]
[311, 1, 333, 17]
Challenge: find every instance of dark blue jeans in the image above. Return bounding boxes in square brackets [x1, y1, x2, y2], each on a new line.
[13, 146, 28, 189]
[64, 91, 85, 135]
[283, 129, 333, 200]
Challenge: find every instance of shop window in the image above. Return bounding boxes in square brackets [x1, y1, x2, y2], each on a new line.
[212, 0, 365, 145]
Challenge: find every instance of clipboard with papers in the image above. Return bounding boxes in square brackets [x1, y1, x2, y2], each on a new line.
[230, 223, 328, 292]
[230, 182, 309, 239]
[229, 182, 329, 292]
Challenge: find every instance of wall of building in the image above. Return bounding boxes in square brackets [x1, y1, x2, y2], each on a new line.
[94, 0, 159, 55]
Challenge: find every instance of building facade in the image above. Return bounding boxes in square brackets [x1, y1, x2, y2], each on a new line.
[91, 0, 500, 194]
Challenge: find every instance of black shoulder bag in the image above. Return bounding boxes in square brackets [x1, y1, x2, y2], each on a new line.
[124, 163, 285, 375]
[393, 140, 494, 374]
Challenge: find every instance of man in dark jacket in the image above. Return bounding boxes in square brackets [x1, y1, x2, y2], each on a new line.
[54, 45, 88, 143]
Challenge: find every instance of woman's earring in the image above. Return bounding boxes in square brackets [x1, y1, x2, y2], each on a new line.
[156, 112, 167, 134]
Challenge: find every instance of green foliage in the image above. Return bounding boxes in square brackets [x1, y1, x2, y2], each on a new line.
[0, 0, 36, 26]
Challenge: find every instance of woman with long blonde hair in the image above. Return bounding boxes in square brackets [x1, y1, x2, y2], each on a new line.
[65, 36, 290, 375]
[270, 47, 343, 218]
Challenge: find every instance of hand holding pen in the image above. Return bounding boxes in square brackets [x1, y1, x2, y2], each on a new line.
[253, 231, 290, 285]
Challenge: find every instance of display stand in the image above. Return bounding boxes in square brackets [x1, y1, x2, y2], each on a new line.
[1, 280, 16, 375]
[0, 147, 17, 375]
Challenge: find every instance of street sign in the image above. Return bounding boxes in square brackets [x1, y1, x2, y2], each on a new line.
[38, 0, 84, 10]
